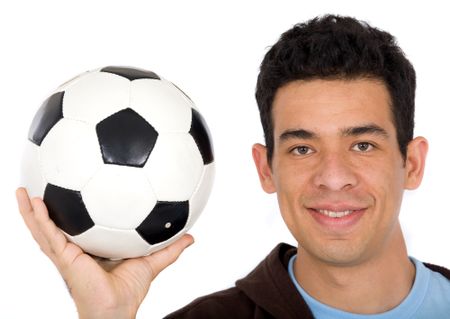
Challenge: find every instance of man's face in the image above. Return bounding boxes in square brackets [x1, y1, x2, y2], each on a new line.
[253, 78, 427, 266]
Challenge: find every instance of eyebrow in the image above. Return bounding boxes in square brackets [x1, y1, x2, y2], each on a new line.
[278, 124, 389, 142]
[279, 129, 317, 142]
[341, 124, 389, 138]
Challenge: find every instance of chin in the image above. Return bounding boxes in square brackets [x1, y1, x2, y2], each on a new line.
[302, 238, 372, 267]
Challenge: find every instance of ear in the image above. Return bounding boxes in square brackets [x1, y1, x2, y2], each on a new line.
[252, 143, 276, 193]
[404, 136, 428, 190]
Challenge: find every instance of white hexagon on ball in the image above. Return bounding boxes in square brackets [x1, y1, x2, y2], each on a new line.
[20, 141, 47, 199]
[81, 164, 157, 229]
[144, 132, 204, 201]
[130, 79, 192, 133]
[68, 225, 152, 260]
[63, 71, 130, 125]
[40, 118, 103, 191]
[186, 163, 215, 230]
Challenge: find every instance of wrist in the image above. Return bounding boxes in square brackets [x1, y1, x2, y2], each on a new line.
[77, 306, 136, 319]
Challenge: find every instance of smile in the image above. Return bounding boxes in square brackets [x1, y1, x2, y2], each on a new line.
[307, 206, 367, 232]
[317, 209, 354, 218]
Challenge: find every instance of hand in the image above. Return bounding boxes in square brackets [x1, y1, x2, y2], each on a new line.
[16, 187, 194, 319]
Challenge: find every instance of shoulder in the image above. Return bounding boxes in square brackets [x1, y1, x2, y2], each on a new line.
[164, 243, 305, 319]
[163, 286, 267, 319]
[423, 262, 450, 281]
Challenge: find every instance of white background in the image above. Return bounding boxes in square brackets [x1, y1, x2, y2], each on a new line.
[1, 1, 449, 318]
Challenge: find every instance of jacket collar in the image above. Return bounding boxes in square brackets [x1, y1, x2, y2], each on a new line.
[235, 243, 450, 318]
[236, 243, 314, 319]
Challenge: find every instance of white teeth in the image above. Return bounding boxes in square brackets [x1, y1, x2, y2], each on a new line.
[317, 209, 353, 218]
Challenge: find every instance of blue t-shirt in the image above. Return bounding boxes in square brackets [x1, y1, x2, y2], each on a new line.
[288, 255, 450, 318]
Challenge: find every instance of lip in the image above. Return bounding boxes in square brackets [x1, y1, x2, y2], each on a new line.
[308, 203, 366, 212]
[307, 205, 367, 233]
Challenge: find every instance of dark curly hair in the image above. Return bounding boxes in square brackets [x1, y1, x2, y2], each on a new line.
[255, 15, 416, 163]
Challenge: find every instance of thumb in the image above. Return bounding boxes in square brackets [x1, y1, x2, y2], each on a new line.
[144, 234, 195, 279]
[107, 234, 194, 309]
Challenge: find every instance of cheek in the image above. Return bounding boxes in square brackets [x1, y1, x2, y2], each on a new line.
[272, 161, 311, 226]
[360, 159, 405, 217]
[384, 171, 405, 217]
[273, 168, 296, 214]
[273, 159, 310, 198]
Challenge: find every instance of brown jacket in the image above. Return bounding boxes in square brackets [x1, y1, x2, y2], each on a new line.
[164, 243, 450, 319]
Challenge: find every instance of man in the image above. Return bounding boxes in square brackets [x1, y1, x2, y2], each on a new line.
[16, 15, 450, 318]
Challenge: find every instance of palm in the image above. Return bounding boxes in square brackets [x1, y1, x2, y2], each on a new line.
[69, 246, 159, 309]
[16, 188, 193, 318]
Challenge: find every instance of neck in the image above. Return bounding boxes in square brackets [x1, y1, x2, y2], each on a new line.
[294, 224, 415, 314]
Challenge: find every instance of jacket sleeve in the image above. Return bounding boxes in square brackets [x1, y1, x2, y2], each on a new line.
[163, 287, 273, 319]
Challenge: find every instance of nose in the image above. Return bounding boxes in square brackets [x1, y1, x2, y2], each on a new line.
[312, 152, 358, 191]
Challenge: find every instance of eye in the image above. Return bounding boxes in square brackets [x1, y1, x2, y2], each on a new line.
[352, 142, 374, 152]
[291, 145, 314, 155]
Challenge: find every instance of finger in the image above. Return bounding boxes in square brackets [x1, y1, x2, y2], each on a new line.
[111, 234, 194, 300]
[144, 234, 195, 279]
[16, 187, 35, 227]
[16, 188, 48, 249]
[31, 197, 69, 258]
[17, 189, 93, 278]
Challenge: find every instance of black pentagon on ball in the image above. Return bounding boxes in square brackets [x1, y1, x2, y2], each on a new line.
[100, 66, 160, 81]
[189, 108, 214, 164]
[44, 184, 94, 236]
[96, 108, 158, 167]
[136, 201, 189, 245]
[28, 91, 64, 146]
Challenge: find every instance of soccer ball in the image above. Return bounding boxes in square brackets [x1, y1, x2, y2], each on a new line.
[21, 66, 214, 260]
